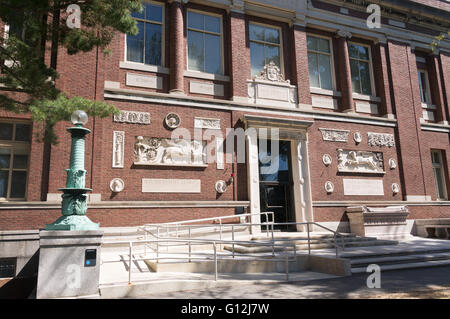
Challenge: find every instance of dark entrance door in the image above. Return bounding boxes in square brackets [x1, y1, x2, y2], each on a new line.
[258, 140, 295, 231]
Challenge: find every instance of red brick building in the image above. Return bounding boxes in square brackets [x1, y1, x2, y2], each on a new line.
[0, 0, 449, 232]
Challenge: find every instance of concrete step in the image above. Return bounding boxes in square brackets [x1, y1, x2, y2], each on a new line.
[351, 259, 450, 274]
[240, 236, 378, 247]
[223, 239, 397, 254]
[350, 252, 450, 267]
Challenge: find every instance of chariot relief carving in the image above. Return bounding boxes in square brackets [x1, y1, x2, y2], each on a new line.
[134, 136, 206, 166]
[337, 149, 384, 174]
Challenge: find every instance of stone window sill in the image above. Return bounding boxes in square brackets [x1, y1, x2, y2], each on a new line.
[310, 87, 341, 97]
[421, 102, 436, 110]
[184, 70, 230, 82]
[120, 61, 169, 74]
[352, 93, 381, 103]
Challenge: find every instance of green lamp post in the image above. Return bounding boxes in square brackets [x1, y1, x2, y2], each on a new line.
[45, 110, 99, 230]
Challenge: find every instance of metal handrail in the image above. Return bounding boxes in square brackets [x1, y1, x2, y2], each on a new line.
[139, 221, 345, 258]
[101, 238, 297, 284]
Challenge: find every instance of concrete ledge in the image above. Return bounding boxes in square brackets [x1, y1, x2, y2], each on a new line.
[308, 255, 352, 277]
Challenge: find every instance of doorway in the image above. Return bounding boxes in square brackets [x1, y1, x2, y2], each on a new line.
[258, 139, 295, 231]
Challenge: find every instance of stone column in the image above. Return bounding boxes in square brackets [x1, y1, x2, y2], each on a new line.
[245, 132, 261, 234]
[229, 4, 250, 103]
[335, 30, 354, 113]
[291, 21, 312, 107]
[169, 0, 185, 94]
[374, 40, 394, 118]
[429, 52, 449, 124]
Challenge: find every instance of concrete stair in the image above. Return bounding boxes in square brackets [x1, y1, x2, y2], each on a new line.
[345, 247, 450, 274]
[223, 234, 398, 254]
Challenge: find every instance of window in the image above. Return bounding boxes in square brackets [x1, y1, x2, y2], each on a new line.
[307, 35, 333, 90]
[0, 122, 31, 200]
[126, 2, 163, 66]
[418, 70, 431, 104]
[249, 23, 281, 77]
[431, 150, 448, 200]
[348, 43, 373, 95]
[187, 11, 222, 75]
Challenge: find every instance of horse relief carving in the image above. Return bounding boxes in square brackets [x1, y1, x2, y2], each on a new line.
[337, 149, 384, 174]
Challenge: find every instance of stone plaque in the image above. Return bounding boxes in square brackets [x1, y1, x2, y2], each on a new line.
[343, 179, 384, 196]
[355, 101, 378, 114]
[142, 178, 201, 193]
[112, 131, 124, 168]
[256, 83, 289, 101]
[126, 73, 162, 89]
[189, 81, 224, 96]
[311, 95, 338, 109]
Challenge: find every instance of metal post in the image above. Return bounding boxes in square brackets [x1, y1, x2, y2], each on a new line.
[188, 227, 191, 263]
[271, 223, 275, 257]
[156, 227, 160, 263]
[285, 252, 289, 282]
[213, 242, 218, 281]
[128, 242, 133, 284]
[144, 228, 147, 256]
[232, 225, 235, 259]
[307, 223, 311, 255]
[219, 219, 222, 250]
[176, 224, 179, 238]
[335, 234, 338, 258]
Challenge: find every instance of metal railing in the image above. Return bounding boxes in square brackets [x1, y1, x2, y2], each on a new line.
[102, 238, 297, 284]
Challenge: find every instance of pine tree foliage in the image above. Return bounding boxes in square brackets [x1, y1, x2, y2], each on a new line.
[0, 0, 142, 143]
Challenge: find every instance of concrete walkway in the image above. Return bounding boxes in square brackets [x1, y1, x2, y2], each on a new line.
[129, 266, 450, 299]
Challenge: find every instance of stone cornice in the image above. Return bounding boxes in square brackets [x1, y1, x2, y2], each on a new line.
[314, 200, 450, 207]
[104, 86, 398, 127]
[0, 201, 251, 210]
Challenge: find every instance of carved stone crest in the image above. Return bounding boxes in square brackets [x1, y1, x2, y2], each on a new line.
[354, 132, 362, 144]
[337, 149, 385, 174]
[112, 131, 124, 168]
[323, 154, 332, 166]
[325, 181, 334, 193]
[254, 61, 289, 83]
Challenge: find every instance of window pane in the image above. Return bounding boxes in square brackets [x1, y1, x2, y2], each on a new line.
[318, 54, 332, 90]
[145, 3, 162, 22]
[308, 53, 319, 88]
[10, 171, 26, 198]
[205, 34, 221, 74]
[126, 21, 145, 63]
[188, 11, 204, 30]
[350, 59, 361, 94]
[188, 30, 204, 71]
[131, 5, 145, 19]
[348, 44, 359, 59]
[250, 42, 265, 77]
[419, 72, 429, 103]
[0, 123, 13, 140]
[145, 23, 162, 66]
[264, 27, 279, 44]
[0, 149, 10, 169]
[359, 61, 372, 95]
[249, 24, 265, 42]
[265, 45, 280, 67]
[307, 36, 318, 51]
[15, 124, 30, 142]
[204, 15, 220, 34]
[13, 154, 28, 169]
[318, 38, 330, 53]
[434, 167, 446, 199]
[357, 45, 369, 60]
[432, 152, 440, 164]
[0, 171, 8, 198]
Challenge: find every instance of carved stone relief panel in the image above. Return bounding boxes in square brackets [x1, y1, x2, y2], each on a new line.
[194, 117, 221, 130]
[367, 132, 395, 147]
[112, 131, 124, 168]
[114, 110, 151, 124]
[134, 136, 206, 167]
[337, 149, 384, 174]
[319, 128, 350, 142]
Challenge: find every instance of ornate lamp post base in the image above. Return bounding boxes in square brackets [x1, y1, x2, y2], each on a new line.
[45, 214, 99, 231]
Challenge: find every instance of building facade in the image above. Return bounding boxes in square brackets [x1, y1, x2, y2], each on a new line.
[0, 0, 449, 231]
